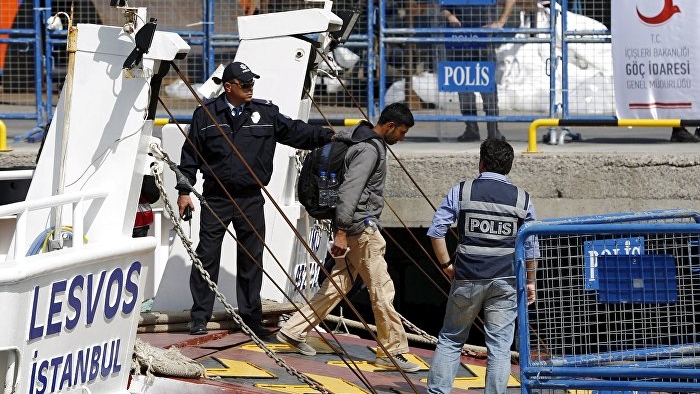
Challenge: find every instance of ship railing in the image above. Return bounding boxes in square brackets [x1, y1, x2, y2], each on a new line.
[0, 190, 107, 262]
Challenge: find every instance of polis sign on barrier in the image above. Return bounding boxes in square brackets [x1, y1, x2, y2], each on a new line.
[444, 32, 488, 50]
[439, 0, 495, 6]
[438, 61, 495, 93]
[583, 238, 644, 290]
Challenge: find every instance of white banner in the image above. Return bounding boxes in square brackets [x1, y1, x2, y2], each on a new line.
[612, 0, 699, 119]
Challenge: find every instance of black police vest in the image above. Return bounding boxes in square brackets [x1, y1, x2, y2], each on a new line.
[454, 178, 529, 280]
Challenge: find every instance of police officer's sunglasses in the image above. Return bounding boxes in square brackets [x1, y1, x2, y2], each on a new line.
[231, 80, 255, 90]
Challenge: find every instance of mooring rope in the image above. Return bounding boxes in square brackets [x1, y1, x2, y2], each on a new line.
[131, 338, 206, 381]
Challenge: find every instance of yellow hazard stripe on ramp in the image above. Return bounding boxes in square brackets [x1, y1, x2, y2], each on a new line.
[256, 373, 370, 394]
[206, 357, 277, 378]
[242, 343, 300, 353]
[419, 363, 520, 390]
[242, 336, 335, 353]
[327, 353, 430, 372]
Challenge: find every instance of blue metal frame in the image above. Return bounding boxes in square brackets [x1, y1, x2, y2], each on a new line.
[0, 36, 38, 121]
[514, 213, 700, 394]
[367, 0, 377, 120]
[203, 0, 215, 81]
[375, 0, 560, 125]
[547, 1, 558, 120]
[2, 0, 615, 139]
[38, 2, 214, 128]
[1, 0, 47, 140]
[558, 0, 613, 121]
[542, 208, 700, 225]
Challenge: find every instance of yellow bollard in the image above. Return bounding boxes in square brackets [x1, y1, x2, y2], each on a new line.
[343, 118, 363, 126]
[526, 119, 558, 154]
[0, 120, 11, 152]
[526, 118, 685, 153]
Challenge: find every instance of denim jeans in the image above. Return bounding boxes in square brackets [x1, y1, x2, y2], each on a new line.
[427, 278, 517, 394]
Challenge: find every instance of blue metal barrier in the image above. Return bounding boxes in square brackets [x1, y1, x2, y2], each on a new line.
[1, 0, 614, 140]
[515, 210, 700, 394]
[375, 0, 561, 124]
[0, 0, 46, 141]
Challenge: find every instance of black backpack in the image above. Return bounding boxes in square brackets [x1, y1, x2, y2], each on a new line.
[298, 138, 382, 220]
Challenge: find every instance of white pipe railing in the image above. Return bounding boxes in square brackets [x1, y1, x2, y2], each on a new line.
[0, 170, 33, 182]
[0, 190, 107, 261]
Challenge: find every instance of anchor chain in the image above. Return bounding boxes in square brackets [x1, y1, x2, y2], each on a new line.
[149, 143, 335, 394]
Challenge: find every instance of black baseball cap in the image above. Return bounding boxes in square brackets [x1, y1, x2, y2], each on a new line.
[212, 61, 260, 84]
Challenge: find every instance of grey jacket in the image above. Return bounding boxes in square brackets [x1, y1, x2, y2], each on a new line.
[334, 122, 387, 235]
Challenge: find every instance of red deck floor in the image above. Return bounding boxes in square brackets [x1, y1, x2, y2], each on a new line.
[132, 328, 522, 394]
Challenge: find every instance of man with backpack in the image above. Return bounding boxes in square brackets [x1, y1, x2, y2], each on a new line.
[276, 103, 422, 372]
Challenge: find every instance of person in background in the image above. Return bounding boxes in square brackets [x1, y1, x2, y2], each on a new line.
[442, 0, 516, 142]
[426, 138, 539, 394]
[133, 174, 159, 238]
[239, 0, 259, 15]
[176, 61, 334, 336]
[276, 103, 422, 373]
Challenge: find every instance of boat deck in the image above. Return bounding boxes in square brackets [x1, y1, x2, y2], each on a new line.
[132, 326, 523, 394]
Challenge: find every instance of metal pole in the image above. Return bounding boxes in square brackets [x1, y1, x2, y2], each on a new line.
[367, 0, 376, 119]
[50, 8, 76, 250]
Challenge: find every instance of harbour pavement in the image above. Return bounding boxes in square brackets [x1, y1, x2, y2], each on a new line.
[2, 118, 699, 224]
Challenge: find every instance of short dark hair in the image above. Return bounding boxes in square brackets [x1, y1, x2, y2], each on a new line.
[480, 138, 514, 175]
[377, 103, 414, 128]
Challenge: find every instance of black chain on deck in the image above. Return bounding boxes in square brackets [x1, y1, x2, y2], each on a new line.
[149, 144, 335, 394]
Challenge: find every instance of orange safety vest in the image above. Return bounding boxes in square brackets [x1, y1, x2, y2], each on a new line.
[239, 0, 259, 15]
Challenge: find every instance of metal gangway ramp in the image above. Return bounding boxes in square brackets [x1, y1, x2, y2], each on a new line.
[515, 209, 700, 393]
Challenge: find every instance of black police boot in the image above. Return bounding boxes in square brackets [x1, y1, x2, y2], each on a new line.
[457, 122, 480, 142]
[487, 122, 506, 141]
[241, 315, 275, 338]
[189, 320, 208, 335]
[670, 127, 700, 142]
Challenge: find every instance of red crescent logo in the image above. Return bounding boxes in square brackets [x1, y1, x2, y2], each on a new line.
[637, 0, 681, 25]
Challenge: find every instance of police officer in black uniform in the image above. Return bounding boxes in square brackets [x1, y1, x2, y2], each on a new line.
[176, 61, 334, 336]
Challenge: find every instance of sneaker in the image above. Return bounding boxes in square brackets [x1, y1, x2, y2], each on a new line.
[374, 353, 421, 373]
[276, 331, 317, 356]
[189, 320, 208, 335]
[670, 127, 700, 142]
